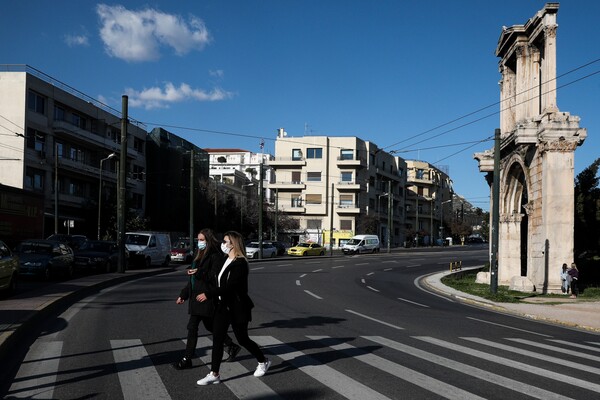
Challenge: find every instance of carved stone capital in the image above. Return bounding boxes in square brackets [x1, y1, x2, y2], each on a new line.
[538, 140, 579, 153]
[500, 213, 523, 223]
[544, 24, 558, 39]
[522, 202, 533, 216]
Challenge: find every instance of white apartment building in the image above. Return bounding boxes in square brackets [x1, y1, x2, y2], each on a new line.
[405, 160, 453, 245]
[268, 133, 408, 248]
[0, 66, 147, 238]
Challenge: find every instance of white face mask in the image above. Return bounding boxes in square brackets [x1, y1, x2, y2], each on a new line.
[221, 242, 231, 254]
[197, 241, 206, 250]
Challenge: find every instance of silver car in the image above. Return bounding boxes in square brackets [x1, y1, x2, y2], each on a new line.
[245, 242, 277, 259]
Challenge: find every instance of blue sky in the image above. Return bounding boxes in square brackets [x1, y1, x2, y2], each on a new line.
[2, 1, 598, 210]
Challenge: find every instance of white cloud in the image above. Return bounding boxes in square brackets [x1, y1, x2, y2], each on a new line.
[64, 34, 89, 47]
[209, 69, 224, 79]
[125, 82, 234, 109]
[96, 4, 210, 62]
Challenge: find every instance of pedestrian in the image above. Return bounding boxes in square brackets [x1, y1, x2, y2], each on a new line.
[568, 262, 579, 299]
[560, 263, 571, 294]
[196, 230, 271, 385]
[173, 229, 241, 370]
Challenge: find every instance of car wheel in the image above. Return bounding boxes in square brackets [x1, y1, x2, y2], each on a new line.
[319, 251, 324, 256]
[302, 251, 307, 256]
[163, 256, 170, 267]
[270, 251, 275, 258]
[8, 273, 17, 294]
[145, 257, 152, 268]
[44, 266, 51, 281]
[66, 264, 74, 279]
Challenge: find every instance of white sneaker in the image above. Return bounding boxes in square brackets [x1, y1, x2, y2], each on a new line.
[197, 373, 220, 385]
[254, 359, 271, 377]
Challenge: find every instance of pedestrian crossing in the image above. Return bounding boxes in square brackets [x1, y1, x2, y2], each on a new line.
[7, 334, 600, 399]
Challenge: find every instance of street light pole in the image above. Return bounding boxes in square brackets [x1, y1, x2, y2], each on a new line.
[98, 153, 116, 240]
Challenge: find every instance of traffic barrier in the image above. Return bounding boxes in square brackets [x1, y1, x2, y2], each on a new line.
[449, 261, 462, 272]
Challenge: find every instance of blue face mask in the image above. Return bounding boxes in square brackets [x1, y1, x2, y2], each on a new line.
[197, 241, 207, 250]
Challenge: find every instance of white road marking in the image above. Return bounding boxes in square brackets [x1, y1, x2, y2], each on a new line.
[397, 297, 430, 308]
[361, 278, 366, 284]
[332, 265, 345, 269]
[304, 290, 323, 299]
[296, 280, 301, 286]
[253, 336, 392, 400]
[251, 267, 265, 271]
[367, 286, 380, 292]
[511, 339, 600, 361]
[111, 339, 171, 400]
[549, 339, 600, 353]
[356, 263, 368, 266]
[465, 317, 551, 337]
[312, 269, 323, 273]
[366, 272, 374, 276]
[345, 309, 404, 330]
[405, 264, 421, 268]
[8, 341, 63, 399]
[299, 273, 307, 278]
[414, 275, 454, 302]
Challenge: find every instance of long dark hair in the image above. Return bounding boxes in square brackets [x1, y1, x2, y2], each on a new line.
[193, 228, 220, 263]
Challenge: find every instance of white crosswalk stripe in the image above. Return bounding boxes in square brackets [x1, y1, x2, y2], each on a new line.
[7, 333, 600, 400]
[252, 335, 394, 400]
[308, 335, 486, 400]
[8, 341, 63, 399]
[110, 339, 171, 400]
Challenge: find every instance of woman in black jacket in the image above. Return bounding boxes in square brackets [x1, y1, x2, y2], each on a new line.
[173, 228, 240, 370]
[196, 230, 271, 385]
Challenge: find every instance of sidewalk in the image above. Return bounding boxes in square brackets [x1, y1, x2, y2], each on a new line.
[423, 268, 600, 333]
[0, 267, 174, 361]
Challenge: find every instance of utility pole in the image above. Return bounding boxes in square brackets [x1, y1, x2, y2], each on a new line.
[274, 187, 278, 241]
[189, 149, 194, 251]
[387, 180, 392, 253]
[258, 162, 263, 259]
[490, 128, 500, 293]
[54, 143, 58, 234]
[329, 183, 334, 256]
[117, 95, 128, 274]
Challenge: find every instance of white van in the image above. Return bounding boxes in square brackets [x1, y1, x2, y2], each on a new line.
[125, 232, 172, 267]
[342, 235, 380, 255]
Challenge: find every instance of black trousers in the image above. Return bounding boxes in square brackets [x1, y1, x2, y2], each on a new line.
[210, 303, 266, 374]
[185, 314, 235, 359]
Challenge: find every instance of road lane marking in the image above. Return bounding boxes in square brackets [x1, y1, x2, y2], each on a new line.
[405, 264, 421, 268]
[196, 337, 280, 399]
[332, 265, 345, 269]
[253, 336, 392, 400]
[383, 268, 393, 271]
[299, 273, 307, 278]
[415, 336, 600, 394]
[549, 339, 600, 353]
[311, 269, 323, 273]
[414, 275, 454, 302]
[397, 297, 430, 308]
[367, 286, 380, 292]
[309, 336, 485, 400]
[345, 309, 404, 330]
[304, 290, 322, 299]
[296, 280, 301, 286]
[8, 341, 63, 399]
[465, 317, 551, 337]
[278, 263, 292, 266]
[251, 267, 265, 271]
[511, 339, 600, 361]
[364, 336, 571, 400]
[356, 263, 368, 266]
[366, 272, 374, 276]
[361, 278, 366, 283]
[111, 339, 171, 400]
[463, 337, 600, 374]
[382, 261, 396, 264]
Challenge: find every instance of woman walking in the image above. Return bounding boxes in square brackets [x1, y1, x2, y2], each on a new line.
[173, 229, 240, 370]
[568, 263, 580, 299]
[196, 231, 271, 385]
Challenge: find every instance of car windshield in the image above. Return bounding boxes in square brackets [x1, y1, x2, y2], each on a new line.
[346, 239, 361, 245]
[79, 241, 112, 252]
[16, 242, 53, 255]
[125, 234, 149, 245]
[296, 243, 310, 248]
[246, 243, 259, 248]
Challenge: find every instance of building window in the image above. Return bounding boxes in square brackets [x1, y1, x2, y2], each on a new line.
[292, 149, 303, 161]
[416, 169, 424, 179]
[306, 148, 322, 159]
[67, 180, 85, 197]
[291, 171, 301, 183]
[340, 171, 353, 182]
[132, 165, 145, 180]
[398, 167, 404, 177]
[340, 149, 354, 160]
[307, 172, 321, 182]
[133, 137, 144, 153]
[307, 219, 322, 229]
[291, 193, 302, 207]
[25, 167, 44, 190]
[305, 194, 322, 204]
[28, 91, 45, 114]
[54, 106, 65, 121]
[340, 219, 352, 230]
[339, 194, 353, 207]
[26, 128, 45, 152]
[71, 113, 87, 130]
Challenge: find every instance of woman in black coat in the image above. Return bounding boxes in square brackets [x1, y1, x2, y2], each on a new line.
[173, 229, 240, 370]
[196, 231, 271, 385]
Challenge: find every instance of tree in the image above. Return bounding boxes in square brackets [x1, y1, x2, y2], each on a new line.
[574, 157, 600, 254]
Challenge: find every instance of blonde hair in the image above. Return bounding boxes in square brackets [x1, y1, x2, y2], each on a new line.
[571, 262, 578, 270]
[224, 231, 247, 259]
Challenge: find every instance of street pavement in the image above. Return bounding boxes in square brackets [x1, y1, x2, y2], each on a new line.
[1, 263, 599, 364]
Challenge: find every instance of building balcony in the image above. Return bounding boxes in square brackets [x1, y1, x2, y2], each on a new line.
[268, 181, 306, 190]
[376, 167, 403, 181]
[280, 205, 306, 213]
[267, 157, 306, 167]
[336, 156, 367, 168]
[336, 181, 363, 190]
[336, 204, 360, 214]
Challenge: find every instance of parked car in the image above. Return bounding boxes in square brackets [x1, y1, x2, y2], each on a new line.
[342, 234, 380, 255]
[74, 240, 119, 273]
[46, 234, 88, 250]
[245, 242, 277, 259]
[14, 239, 75, 280]
[125, 232, 171, 267]
[170, 238, 197, 263]
[287, 243, 326, 257]
[0, 239, 19, 294]
[268, 241, 287, 256]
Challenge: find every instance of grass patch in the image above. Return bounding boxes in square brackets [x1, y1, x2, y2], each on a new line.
[442, 268, 600, 302]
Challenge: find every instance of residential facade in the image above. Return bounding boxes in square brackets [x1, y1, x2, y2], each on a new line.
[0, 66, 147, 239]
[405, 160, 454, 246]
[268, 132, 408, 248]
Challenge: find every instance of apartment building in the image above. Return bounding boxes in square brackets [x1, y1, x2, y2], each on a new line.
[0, 66, 147, 238]
[268, 132, 407, 248]
[405, 160, 453, 245]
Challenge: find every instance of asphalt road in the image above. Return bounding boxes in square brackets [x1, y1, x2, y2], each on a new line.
[3, 247, 599, 399]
